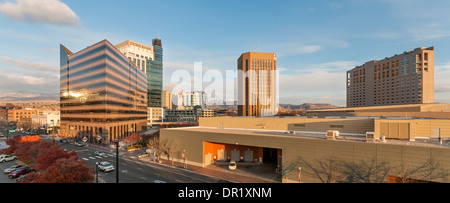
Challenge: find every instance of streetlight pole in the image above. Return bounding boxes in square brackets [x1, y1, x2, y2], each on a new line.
[95, 162, 99, 183]
[113, 140, 119, 183]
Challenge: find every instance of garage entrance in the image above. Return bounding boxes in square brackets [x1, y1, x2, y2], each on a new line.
[203, 141, 282, 181]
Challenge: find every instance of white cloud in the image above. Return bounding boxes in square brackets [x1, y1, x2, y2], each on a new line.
[0, 0, 80, 27]
[0, 56, 58, 72]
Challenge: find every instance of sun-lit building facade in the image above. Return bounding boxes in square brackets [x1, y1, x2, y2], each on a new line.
[60, 39, 148, 143]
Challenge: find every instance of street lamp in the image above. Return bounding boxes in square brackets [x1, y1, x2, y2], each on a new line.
[112, 140, 119, 183]
[95, 162, 99, 183]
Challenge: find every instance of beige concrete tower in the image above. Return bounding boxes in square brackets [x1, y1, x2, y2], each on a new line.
[238, 52, 278, 116]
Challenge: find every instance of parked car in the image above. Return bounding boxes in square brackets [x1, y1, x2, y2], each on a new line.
[59, 139, 68, 143]
[8, 168, 35, 178]
[137, 152, 150, 159]
[152, 180, 166, 183]
[229, 160, 237, 171]
[16, 174, 34, 183]
[95, 151, 106, 157]
[0, 154, 17, 163]
[3, 165, 26, 173]
[98, 162, 114, 172]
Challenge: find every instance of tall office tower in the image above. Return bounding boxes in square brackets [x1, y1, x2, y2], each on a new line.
[116, 38, 163, 125]
[147, 38, 163, 108]
[115, 38, 163, 108]
[60, 40, 148, 144]
[115, 40, 154, 73]
[346, 47, 435, 107]
[162, 90, 172, 110]
[237, 52, 278, 116]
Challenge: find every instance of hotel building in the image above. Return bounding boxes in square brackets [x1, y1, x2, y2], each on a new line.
[237, 52, 278, 117]
[60, 39, 148, 143]
[347, 47, 434, 107]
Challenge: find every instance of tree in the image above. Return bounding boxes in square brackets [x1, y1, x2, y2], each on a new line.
[123, 132, 142, 147]
[36, 148, 78, 171]
[26, 156, 93, 183]
[161, 138, 181, 166]
[3, 134, 94, 183]
[291, 155, 449, 183]
[148, 136, 163, 163]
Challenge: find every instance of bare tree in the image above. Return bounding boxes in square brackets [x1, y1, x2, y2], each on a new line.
[161, 138, 181, 166]
[292, 156, 449, 183]
[389, 159, 449, 183]
[148, 136, 163, 163]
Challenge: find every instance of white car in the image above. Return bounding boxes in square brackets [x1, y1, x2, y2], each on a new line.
[98, 162, 114, 172]
[3, 165, 26, 173]
[229, 160, 237, 171]
[0, 154, 17, 163]
[95, 151, 106, 157]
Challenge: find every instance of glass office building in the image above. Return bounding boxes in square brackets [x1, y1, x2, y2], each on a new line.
[147, 38, 163, 108]
[60, 39, 148, 144]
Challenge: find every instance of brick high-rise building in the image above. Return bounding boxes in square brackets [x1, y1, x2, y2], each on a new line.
[347, 47, 434, 107]
[237, 52, 278, 116]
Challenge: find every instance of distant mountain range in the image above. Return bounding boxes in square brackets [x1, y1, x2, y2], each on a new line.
[207, 103, 341, 111]
[279, 103, 341, 110]
[0, 93, 341, 111]
[0, 92, 59, 103]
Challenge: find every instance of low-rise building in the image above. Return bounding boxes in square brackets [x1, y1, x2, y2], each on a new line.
[161, 115, 450, 183]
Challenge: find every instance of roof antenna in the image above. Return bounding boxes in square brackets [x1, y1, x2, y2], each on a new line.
[158, 32, 160, 39]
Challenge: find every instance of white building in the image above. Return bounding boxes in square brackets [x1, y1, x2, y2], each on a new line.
[174, 91, 207, 110]
[31, 111, 60, 133]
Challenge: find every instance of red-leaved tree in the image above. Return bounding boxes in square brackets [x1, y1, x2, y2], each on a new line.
[26, 156, 93, 183]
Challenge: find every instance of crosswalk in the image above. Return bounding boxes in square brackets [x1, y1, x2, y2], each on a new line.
[81, 153, 115, 161]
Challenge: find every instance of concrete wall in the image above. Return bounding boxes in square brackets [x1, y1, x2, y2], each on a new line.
[160, 127, 450, 183]
[199, 117, 374, 134]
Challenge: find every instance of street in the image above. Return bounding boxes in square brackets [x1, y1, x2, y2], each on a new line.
[0, 132, 222, 183]
[58, 142, 220, 183]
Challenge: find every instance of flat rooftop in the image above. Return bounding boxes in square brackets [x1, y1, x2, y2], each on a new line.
[163, 126, 450, 149]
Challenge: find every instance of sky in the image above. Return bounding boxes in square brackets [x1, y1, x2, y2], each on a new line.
[1, 0, 450, 106]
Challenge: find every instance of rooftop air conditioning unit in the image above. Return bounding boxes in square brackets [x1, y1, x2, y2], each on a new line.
[326, 130, 339, 140]
[366, 132, 376, 142]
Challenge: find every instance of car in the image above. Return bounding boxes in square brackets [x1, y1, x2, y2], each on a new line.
[152, 180, 166, 183]
[95, 151, 106, 157]
[0, 154, 17, 163]
[3, 165, 26, 173]
[16, 174, 34, 183]
[98, 162, 114, 172]
[229, 160, 237, 171]
[137, 152, 150, 159]
[8, 168, 35, 178]
[59, 139, 68, 143]
[75, 142, 84, 147]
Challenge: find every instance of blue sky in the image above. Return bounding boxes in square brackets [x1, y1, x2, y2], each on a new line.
[1, 0, 450, 106]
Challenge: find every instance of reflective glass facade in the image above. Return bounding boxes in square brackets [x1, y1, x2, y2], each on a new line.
[60, 40, 147, 143]
[147, 39, 163, 108]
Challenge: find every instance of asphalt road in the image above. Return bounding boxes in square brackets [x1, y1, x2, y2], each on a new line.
[0, 133, 221, 183]
[60, 142, 220, 183]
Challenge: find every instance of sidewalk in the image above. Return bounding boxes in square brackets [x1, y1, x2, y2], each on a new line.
[150, 158, 280, 183]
